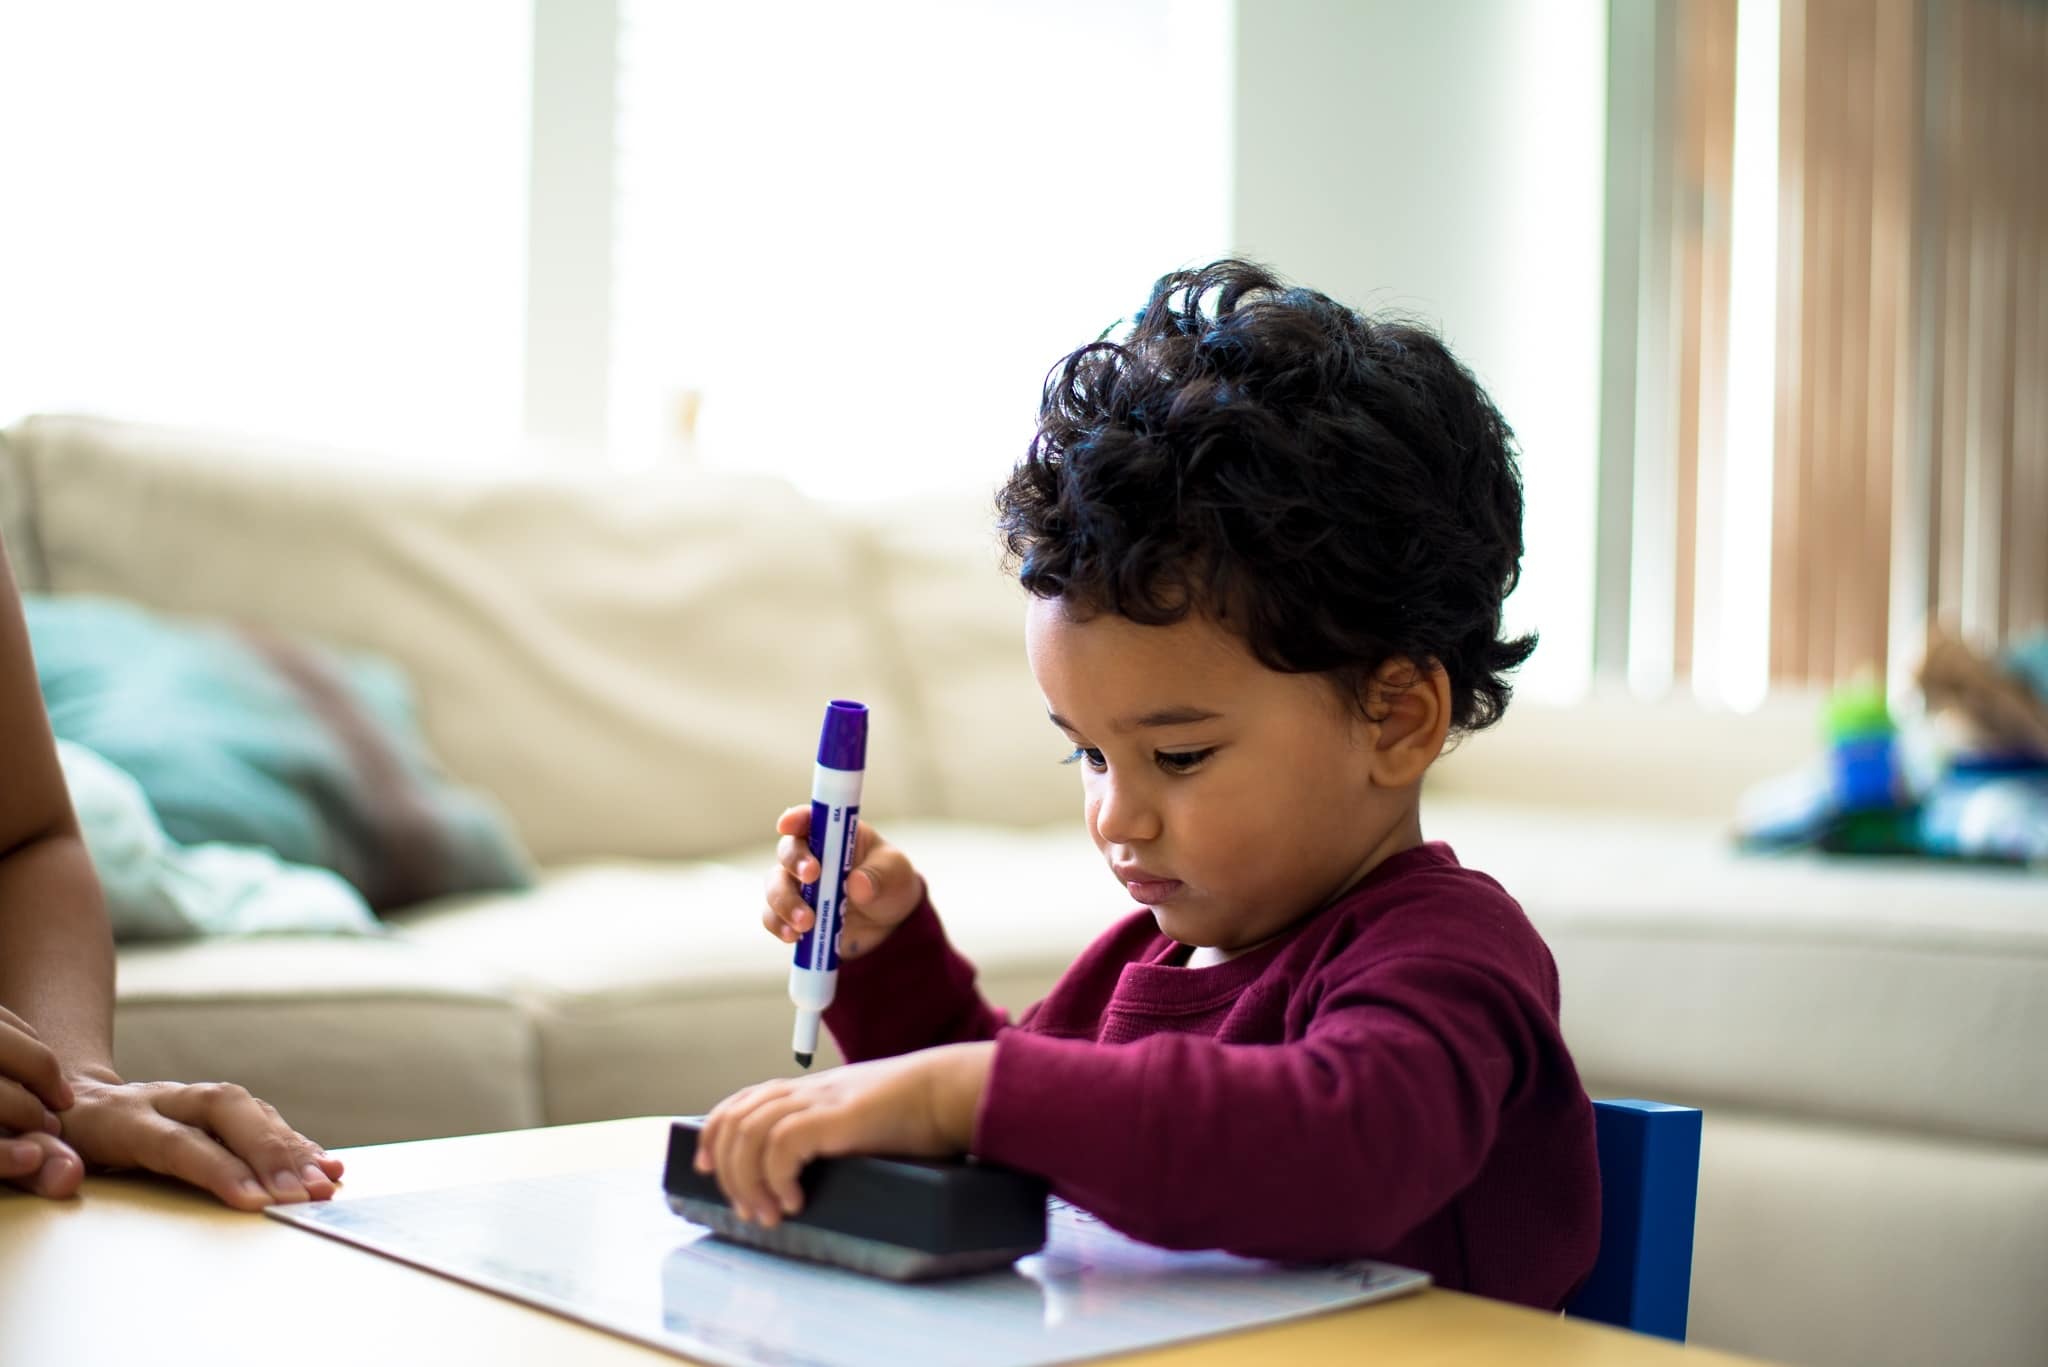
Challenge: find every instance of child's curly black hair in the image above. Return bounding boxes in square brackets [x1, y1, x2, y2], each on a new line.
[997, 259, 1535, 734]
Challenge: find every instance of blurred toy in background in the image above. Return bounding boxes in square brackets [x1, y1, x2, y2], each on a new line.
[1918, 631, 2048, 755]
[1737, 630, 2048, 868]
[1914, 631, 2048, 865]
[1815, 681, 1917, 855]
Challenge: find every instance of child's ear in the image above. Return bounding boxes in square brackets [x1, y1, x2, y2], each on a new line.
[1362, 659, 1452, 787]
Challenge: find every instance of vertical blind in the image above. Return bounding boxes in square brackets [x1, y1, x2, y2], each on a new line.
[1657, 0, 2045, 696]
[1912, 0, 2048, 657]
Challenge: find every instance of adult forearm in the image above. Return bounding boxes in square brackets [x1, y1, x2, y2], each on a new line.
[0, 830, 116, 1078]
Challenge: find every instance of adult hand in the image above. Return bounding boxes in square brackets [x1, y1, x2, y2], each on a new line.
[0, 1003, 71, 1136]
[761, 806, 925, 961]
[0, 1128, 83, 1197]
[54, 1070, 344, 1210]
[693, 1041, 994, 1227]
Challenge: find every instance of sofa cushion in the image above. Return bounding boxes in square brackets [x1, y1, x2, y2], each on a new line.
[1430, 798, 2048, 1145]
[841, 498, 1078, 828]
[1686, 1107, 2048, 1367]
[5, 414, 927, 864]
[391, 822, 1116, 1121]
[113, 936, 541, 1146]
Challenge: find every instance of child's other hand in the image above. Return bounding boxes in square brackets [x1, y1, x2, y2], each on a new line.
[693, 1041, 994, 1227]
[54, 1071, 344, 1210]
[761, 805, 924, 960]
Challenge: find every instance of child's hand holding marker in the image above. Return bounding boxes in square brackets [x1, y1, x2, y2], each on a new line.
[760, 806, 924, 962]
[702, 700, 1000, 1228]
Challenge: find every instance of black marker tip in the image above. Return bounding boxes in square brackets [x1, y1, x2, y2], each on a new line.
[794, 1051, 813, 1070]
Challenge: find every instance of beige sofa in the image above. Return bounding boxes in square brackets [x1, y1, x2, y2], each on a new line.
[2, 415, 2042, 1367]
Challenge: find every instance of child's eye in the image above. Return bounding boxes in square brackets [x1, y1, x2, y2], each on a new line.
[1061, 746, 1108, 771]
[1156, 748, 1215, 774]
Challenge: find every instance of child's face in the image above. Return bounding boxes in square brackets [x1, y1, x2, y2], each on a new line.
[1026, 597, 1417, 954]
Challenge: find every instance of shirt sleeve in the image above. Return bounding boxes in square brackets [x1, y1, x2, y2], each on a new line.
[822, 893, 1008, 1062]
[970, 952, 1540, 1261]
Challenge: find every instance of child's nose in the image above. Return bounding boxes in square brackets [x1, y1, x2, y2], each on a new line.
[1093, 777, 1162, 845]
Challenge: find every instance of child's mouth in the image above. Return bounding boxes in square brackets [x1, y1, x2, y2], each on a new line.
[1124, 877, 1184, 904]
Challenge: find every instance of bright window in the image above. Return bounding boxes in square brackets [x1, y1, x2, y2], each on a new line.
[609, 0, 1233, 497]
[0, 2, 531, 455]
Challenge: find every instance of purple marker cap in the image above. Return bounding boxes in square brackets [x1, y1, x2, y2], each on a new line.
[817, 700, 868, 771]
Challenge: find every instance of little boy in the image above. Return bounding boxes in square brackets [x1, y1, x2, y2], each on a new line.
[695, 259, 1599, 1309]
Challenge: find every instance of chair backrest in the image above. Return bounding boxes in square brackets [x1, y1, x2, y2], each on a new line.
[1565, 1098, 1703, 1341]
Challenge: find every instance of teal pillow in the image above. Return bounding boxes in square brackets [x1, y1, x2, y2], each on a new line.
[56, 739, 382, 941]
[26, 594, 531, 911]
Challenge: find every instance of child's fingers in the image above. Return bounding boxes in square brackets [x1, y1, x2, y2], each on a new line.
[774, 804, 811, 838]
[718, 1092, 814, 1227]
[760, 867, 813, 941]
[710, 1084, 791, 1190]
[845, 847, 921, 921]
[759, 1110, 834, 1218]
[700, 1082, 800, 1221]
[776, 832, 821, 885]
[695, 1084, 761, 1175]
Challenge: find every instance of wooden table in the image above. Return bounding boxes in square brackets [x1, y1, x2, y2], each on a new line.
[0, 1116, 1769, 1365]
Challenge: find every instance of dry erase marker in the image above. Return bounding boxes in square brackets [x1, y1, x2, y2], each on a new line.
[790, 700, 867, 1068]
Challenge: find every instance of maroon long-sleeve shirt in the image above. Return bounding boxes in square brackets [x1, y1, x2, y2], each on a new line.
[824, 841, 1599, 1310]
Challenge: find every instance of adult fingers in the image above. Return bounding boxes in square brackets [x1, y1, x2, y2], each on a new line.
[0, 1077, 60, 1137]
[156, 1083, 335, 1203]
[114, 1104, 272, 1210]
[0, 1129, 83, 1199]
[0, 1022, 71, 1113]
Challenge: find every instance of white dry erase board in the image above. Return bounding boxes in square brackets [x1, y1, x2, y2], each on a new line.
[267, 1166, 1429, 1367]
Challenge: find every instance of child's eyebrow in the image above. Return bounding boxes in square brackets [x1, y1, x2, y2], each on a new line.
[1047, 706, 1222, 734]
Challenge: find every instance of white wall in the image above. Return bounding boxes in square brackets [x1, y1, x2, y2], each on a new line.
[1231, 0, 1609, 703]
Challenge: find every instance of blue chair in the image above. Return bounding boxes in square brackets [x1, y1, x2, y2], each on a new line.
[1565, 1098, 1703, 1341]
